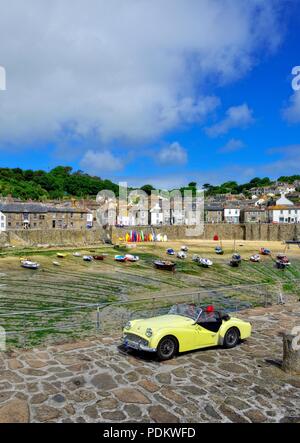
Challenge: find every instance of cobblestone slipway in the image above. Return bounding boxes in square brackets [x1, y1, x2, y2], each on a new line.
[0, 304, 299, 423]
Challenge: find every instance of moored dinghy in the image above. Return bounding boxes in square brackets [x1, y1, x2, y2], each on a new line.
[125, 254, 139, 262]
[93, 255, 105, 261]
[115, 255, 127, 262]
[83, 255, 93, 262]
[21, 260, 40, 270]
[154, 260, 176, 272]
[73, 252, 82, 257]
[215, 246, 224, 255]
[57, 253, 68, 258]
[181, 245, 188, 252]
[250, 254, 260, 263]
[177, 251, 187, 259]
[198, 257, 213, 268]
[260, 248, 271, 256]
[166, 248, 175, 256]
[276, 253, 290, 269]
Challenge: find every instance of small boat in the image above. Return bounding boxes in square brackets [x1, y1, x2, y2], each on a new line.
[250, 254, 260, 263]
[177, 251, 187, 259]
[198, 258, 213, 268]
[215, 246, 224, 255]
[192, 255, 201, 263]
[154, 260, 176, 271]
[21, 260, 40, 270]
[115, 255, 127, 262]
[52, 261, 61, 266]
[181, 246, 188, 252]
[83, 255, 93, 262]
[260, 248, 271, 256]
[276, 254, 290, 269]
[73, 252, 82, 257]
[232, 253, 241, 263]
[125, 254, 139, 262]
[166, 248, 175, 256]
[93, 255, 105, 261]
[57, 253, 68, 258]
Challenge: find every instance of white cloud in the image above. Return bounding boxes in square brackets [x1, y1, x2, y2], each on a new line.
[206, 104, 255, 137]
[218, 138, 245, 153]
[80, 150, 124, 174]
[157, 142, 188, 166]
[0, 0, 282, 147]
[282, 92, 300, 123]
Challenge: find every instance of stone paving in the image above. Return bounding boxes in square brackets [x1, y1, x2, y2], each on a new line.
[0, 303, 300, 423]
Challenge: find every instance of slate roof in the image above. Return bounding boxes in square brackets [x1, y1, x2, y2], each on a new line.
[0, 202, 88, 213]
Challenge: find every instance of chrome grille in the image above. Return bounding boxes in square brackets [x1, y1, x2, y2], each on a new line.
[124, 333, 148, 347]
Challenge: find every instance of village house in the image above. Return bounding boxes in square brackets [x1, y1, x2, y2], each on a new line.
[204, 206, 224, 223]
[241, 207, 268, 223]
[0, 202, 92, 231]
[268, 205, 300, 224]
[224, 207, 240, 224]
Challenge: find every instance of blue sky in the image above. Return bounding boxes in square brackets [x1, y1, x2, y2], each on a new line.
[0, 0, 300, 189]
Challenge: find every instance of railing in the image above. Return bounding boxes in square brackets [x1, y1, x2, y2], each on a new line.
[1, 279, 299, 349]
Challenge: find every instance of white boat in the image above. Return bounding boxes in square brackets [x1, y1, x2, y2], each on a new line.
[181, 246, 188, 252]
[199, 258, 213, 268]
[52, 261, 61, 266]
[83, 255, 93, 262]
[125, 254, 139, 262]
[73, 252, 82, 257]
[177, 251, 187, 259]
[250, 254, 260, 263]
[21, 260, 40, 270]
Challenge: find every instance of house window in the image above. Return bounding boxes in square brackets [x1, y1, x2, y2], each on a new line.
[33, 214, 37, 219]
[8, 222, 11, 227]
[80, 213, 84, 219]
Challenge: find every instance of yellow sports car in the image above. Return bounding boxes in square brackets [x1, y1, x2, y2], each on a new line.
[122, 304, 251, 360]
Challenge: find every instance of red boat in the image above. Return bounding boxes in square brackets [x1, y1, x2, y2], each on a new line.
[93, 255, 105, 261]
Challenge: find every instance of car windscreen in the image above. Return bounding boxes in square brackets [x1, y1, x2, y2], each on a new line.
[168, 304, 201, 321]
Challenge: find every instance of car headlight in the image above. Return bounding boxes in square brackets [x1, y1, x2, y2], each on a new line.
[146, 328, 153, 338]
[125, 321, 132, 330]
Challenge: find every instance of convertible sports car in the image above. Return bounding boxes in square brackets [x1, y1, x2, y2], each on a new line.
[122, 304, 251, 360]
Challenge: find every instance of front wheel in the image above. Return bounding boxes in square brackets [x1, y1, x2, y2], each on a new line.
[157, 336, 177, 360]
[223, 328, 240, 349]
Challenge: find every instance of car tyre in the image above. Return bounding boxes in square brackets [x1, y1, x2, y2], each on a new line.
[157, 336, 177, 361]
[223, 327, 240, 349]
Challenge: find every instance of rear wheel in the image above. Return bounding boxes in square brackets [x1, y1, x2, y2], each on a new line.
[223, 328, 240, 348]
[157, 336, 177, 360]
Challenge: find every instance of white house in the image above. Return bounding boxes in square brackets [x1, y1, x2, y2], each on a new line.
[224, 208, 240, 224]
[0, 211, 6, 232]
[269, 206, 300, 224]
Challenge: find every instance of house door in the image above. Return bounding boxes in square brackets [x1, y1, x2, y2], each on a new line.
[52, 220, 56, 228]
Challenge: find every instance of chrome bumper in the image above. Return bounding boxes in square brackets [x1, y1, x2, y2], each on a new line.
[122, 337, 157, 353]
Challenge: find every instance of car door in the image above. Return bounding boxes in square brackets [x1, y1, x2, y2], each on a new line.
[193, 323, 218, 348]
[193, 312, 223, 347]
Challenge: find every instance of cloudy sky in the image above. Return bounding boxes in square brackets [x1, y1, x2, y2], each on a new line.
[0, 0, 299, 188]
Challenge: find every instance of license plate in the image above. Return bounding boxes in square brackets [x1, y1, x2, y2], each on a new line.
[124, 339, 139, 350]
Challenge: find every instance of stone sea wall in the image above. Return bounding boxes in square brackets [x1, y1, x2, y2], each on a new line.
[0, 223, 299, 247]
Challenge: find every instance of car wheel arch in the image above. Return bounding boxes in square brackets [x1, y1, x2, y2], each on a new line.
[219, 326, 241, 345]
[157, 334, 179, 352]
